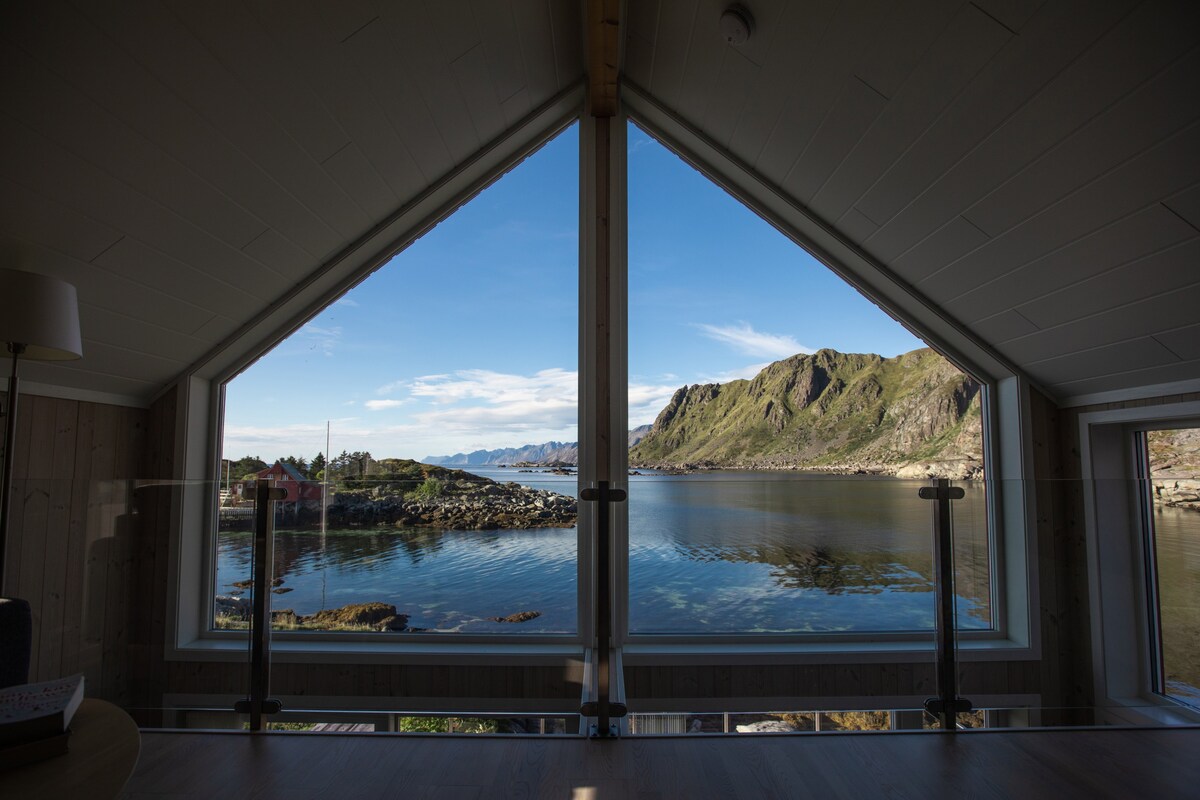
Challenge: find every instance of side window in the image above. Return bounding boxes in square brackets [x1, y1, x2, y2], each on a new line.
[1142, 427, 1200, 707]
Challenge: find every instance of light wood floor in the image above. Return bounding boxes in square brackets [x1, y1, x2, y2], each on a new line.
[120, 727, 1200, 799]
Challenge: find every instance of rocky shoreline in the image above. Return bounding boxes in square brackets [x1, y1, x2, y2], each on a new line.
[327, 480, 576, 529]
[630, 457, 984, 480]
[1153, 479, 1200, 512]
[213, 598, 543, 633]
[220, 472, 577, 531]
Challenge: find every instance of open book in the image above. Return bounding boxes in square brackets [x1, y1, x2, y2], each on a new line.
[0, 674, 85, 748]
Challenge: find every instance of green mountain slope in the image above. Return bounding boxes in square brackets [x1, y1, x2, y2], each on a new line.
[630, 347, 984, 477]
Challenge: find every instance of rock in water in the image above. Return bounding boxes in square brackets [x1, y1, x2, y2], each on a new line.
[303, 602, 397, 627]
[376, 614, 410, 632]
[487, 610, 541, 623]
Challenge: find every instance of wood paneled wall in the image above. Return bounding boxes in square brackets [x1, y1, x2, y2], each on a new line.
[1, 390, 147, 702]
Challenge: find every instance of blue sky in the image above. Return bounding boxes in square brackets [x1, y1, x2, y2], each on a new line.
[223, 121, 924, 462]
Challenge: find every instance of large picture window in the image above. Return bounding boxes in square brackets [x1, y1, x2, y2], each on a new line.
[181, 106, 1022, 663]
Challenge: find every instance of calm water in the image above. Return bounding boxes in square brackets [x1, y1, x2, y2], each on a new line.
[1153, 504, 1200, 696]
[216, 470, 995, 635]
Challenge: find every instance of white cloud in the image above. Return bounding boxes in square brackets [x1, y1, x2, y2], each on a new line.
[374, 379, 411, 396]
[365, 399, 406, 411]
[694, 322, 812, 359]
[410, 368, 577, 427]
[334, 297, 359, 308]
[700, 362, 771, 383]
[628, 382, 680, 427]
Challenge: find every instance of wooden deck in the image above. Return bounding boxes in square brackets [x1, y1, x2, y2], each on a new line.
[120, 727, 1200, 799]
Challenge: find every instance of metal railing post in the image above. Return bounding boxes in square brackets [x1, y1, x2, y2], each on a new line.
[919, 478, 973, 730]
[234, 479, 285, 730]
[580, 480, 627, 737]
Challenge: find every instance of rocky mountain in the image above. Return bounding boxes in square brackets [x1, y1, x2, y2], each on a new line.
[629, 347, 984, 478]
[424, 425, 653, 467]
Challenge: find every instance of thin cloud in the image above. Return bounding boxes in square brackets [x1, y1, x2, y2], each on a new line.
[297, 324, 342, 357]
[700, 362, 771, 384]
[365, 399, 406, 411]
[694, 322, 812, 359]
[374, 380, 410, 396]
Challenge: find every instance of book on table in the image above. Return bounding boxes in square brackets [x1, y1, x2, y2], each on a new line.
[0, 674, 85, 757]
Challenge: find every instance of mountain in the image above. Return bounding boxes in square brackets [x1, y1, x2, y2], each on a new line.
[629, 347, 983, 478]
[424, 441, 578, 466]
[424, 425, 655, 467]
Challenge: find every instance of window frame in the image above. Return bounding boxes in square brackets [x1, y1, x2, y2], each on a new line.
[1079, 401, 1200, 722]
[613, 98, 1034, 658]
[164, 87, 1040, 667]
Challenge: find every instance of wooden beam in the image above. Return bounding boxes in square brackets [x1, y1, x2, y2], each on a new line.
[587, 0, 621, 116]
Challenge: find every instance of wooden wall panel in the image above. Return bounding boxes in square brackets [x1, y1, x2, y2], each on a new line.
[1, 390, 147, 702]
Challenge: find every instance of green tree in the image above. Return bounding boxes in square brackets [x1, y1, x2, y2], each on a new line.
[280, 455, 310, 478]
[230, 455, 268, 478]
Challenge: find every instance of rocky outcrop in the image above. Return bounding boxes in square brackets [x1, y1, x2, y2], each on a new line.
[327, 479, 576, 530]
[1149, 428, 1200, 510]
[630, 347, 983, 478]
[1153, 479, 1200, 511]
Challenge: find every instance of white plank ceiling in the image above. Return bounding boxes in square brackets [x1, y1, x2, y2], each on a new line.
[627, 0, 1200, 400]
[0, 0, 582, 401]
[1, 0, 1197, 404]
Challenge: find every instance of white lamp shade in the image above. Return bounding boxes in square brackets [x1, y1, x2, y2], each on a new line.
[0, 268, 83, 360]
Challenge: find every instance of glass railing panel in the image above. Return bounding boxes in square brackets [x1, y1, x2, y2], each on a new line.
[627, 473, 952, 635]
[626, 703, 1200, 736]
[214, 472, 579, 636]
[118, 706, 581, 735]
[948, 479, 991, 632]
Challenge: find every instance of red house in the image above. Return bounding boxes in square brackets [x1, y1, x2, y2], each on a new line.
[238, 461, 324, 506]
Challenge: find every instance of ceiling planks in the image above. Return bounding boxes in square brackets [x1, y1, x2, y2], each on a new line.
[1, 0, 1196, 404]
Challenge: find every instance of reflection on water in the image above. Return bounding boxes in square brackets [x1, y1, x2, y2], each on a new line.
[216, 471, 992, 634]
[627, 473, 990, 634]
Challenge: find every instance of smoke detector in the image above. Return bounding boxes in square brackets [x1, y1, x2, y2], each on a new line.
[719, 4, 755, 46]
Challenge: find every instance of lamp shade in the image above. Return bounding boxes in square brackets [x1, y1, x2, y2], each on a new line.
[0, 268, 83, 360]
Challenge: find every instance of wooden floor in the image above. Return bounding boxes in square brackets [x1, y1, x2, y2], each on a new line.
[119, 727, 1200, 799]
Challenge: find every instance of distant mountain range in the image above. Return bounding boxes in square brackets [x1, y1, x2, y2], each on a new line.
[427, 347, 984, 478]
[424, 425, 652, 466]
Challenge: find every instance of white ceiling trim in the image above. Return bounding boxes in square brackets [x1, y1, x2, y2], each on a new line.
[621, 80, 1026, 387]
[176, 83, 585, 394]
[1060, 377, 1200, 411]
[18, 380, 149, 410]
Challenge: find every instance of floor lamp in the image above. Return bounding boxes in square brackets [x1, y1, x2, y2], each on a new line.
[0, 268, 82, 687]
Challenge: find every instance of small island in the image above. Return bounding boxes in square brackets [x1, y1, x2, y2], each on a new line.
[221, 459, 576, 531]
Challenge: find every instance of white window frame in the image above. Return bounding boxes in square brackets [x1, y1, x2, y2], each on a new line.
[616, 91, 1038, 663]
[1079, 401, 1200, 723]
[162, 83, 1040, 669]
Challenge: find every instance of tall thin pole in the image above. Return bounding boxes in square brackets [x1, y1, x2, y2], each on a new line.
[0, 345, 25, 596]
[322, 421, 329, 535]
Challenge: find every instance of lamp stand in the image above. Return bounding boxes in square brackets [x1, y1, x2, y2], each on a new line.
[0, 342, 24, 596]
